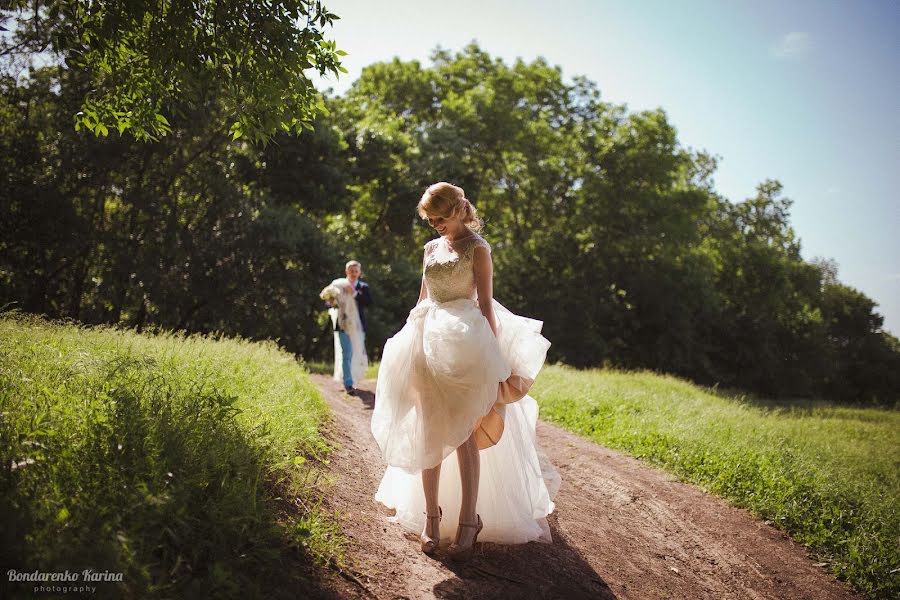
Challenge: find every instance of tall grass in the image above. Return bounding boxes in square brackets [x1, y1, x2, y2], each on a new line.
[0, 313, 343, 599]
[304, 360, 380, 380]
[531, 364, 900, 598]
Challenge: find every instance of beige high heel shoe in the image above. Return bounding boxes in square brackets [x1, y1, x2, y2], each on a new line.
[420, 507, 442, 554]
[447, 514, 483, 561]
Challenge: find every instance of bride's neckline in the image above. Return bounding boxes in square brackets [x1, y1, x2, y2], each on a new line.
[441, 231, 475, 243]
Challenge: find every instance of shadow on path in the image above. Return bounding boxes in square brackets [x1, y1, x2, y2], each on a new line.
[350, 387, 375, 410]
[429, 515, 616, 600]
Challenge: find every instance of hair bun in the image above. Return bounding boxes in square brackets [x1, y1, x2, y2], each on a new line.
[417, 182, 484, 233]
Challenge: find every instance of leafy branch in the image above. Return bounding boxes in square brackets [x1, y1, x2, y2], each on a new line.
[1, 0, 346, 143]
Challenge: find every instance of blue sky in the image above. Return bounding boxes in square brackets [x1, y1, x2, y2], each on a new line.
[313, 0, 900, 334]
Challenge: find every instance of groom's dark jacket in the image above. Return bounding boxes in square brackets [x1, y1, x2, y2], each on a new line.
[333, 280, 373, 333]
[353, 280, 373, 334]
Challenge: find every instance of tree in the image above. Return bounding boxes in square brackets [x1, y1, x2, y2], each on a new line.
[819, 280, 900, 403]
[2, 38, 896, 403]
[1, 0, 345, 143]
[0, 62, 344, 357]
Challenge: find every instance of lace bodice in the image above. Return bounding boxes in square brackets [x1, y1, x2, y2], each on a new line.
[423, 234, 491, 303]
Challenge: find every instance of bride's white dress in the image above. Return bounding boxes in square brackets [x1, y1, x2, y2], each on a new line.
[371, 234, 560, 544]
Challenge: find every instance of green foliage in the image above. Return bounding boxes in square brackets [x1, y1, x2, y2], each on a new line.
[0, 312, 343, 598]
[531, 365, 900, 599]
[0, 40, 896, 404]
[0, 65, 343, 358]
[2, 0, 345, 142]
[325, 45, 898, 403]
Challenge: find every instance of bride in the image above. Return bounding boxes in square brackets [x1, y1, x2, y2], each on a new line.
[371, 182, 560, 560]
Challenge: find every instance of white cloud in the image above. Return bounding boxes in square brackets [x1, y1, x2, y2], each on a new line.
[770, 32, 813, 59]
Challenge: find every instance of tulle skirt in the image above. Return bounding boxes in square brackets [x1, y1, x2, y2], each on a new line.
[371, 297, 560, 543]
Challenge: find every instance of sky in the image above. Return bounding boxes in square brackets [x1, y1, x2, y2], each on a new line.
[311, 0, 900, 334]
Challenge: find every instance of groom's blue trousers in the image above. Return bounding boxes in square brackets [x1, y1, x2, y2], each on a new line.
[338, 330, 353, 388]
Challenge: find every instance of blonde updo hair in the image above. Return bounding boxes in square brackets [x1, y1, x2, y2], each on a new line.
[417, 182, 483, 233]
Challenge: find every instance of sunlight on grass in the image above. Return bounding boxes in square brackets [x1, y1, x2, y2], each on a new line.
[304, 360, 380, 380]
[531, 364, 900, 599]
[0, 313, 344, 598]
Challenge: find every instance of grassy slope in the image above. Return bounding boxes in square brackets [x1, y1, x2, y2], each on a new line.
[6, 314, 895, 597]
[0, 314, 342, 599]
[531, 364, 899, 599]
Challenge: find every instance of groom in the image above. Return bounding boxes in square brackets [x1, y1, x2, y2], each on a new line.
[335, 260, 372, 393]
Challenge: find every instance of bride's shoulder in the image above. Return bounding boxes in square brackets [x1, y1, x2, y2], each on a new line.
[468, 234, 491, 254]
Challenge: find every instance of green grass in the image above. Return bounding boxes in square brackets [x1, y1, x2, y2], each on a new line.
[531, 364, 900, 599]
[305, 360, 380, 380]
[0, 313, 344, 599]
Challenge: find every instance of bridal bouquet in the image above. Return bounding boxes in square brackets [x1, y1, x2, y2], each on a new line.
[320, 278, 357, 332]
[320, 283, 343, 305]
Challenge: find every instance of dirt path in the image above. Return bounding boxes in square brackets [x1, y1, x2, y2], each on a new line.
[311, 374, 860, 600]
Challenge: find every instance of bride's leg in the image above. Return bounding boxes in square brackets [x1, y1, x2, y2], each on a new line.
[455, 431, 480, 544]
[422, 463, 441, 516]
[421, 463, 442, 540]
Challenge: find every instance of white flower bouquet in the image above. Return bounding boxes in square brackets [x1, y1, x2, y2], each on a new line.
[320, 278, 357, 332]
[320, 283, 343, 305]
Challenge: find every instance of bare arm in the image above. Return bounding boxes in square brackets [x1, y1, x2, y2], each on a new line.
[417, 274, 428, 304]
[417, 246, 430, 305]
[472, 245, 498, 336]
